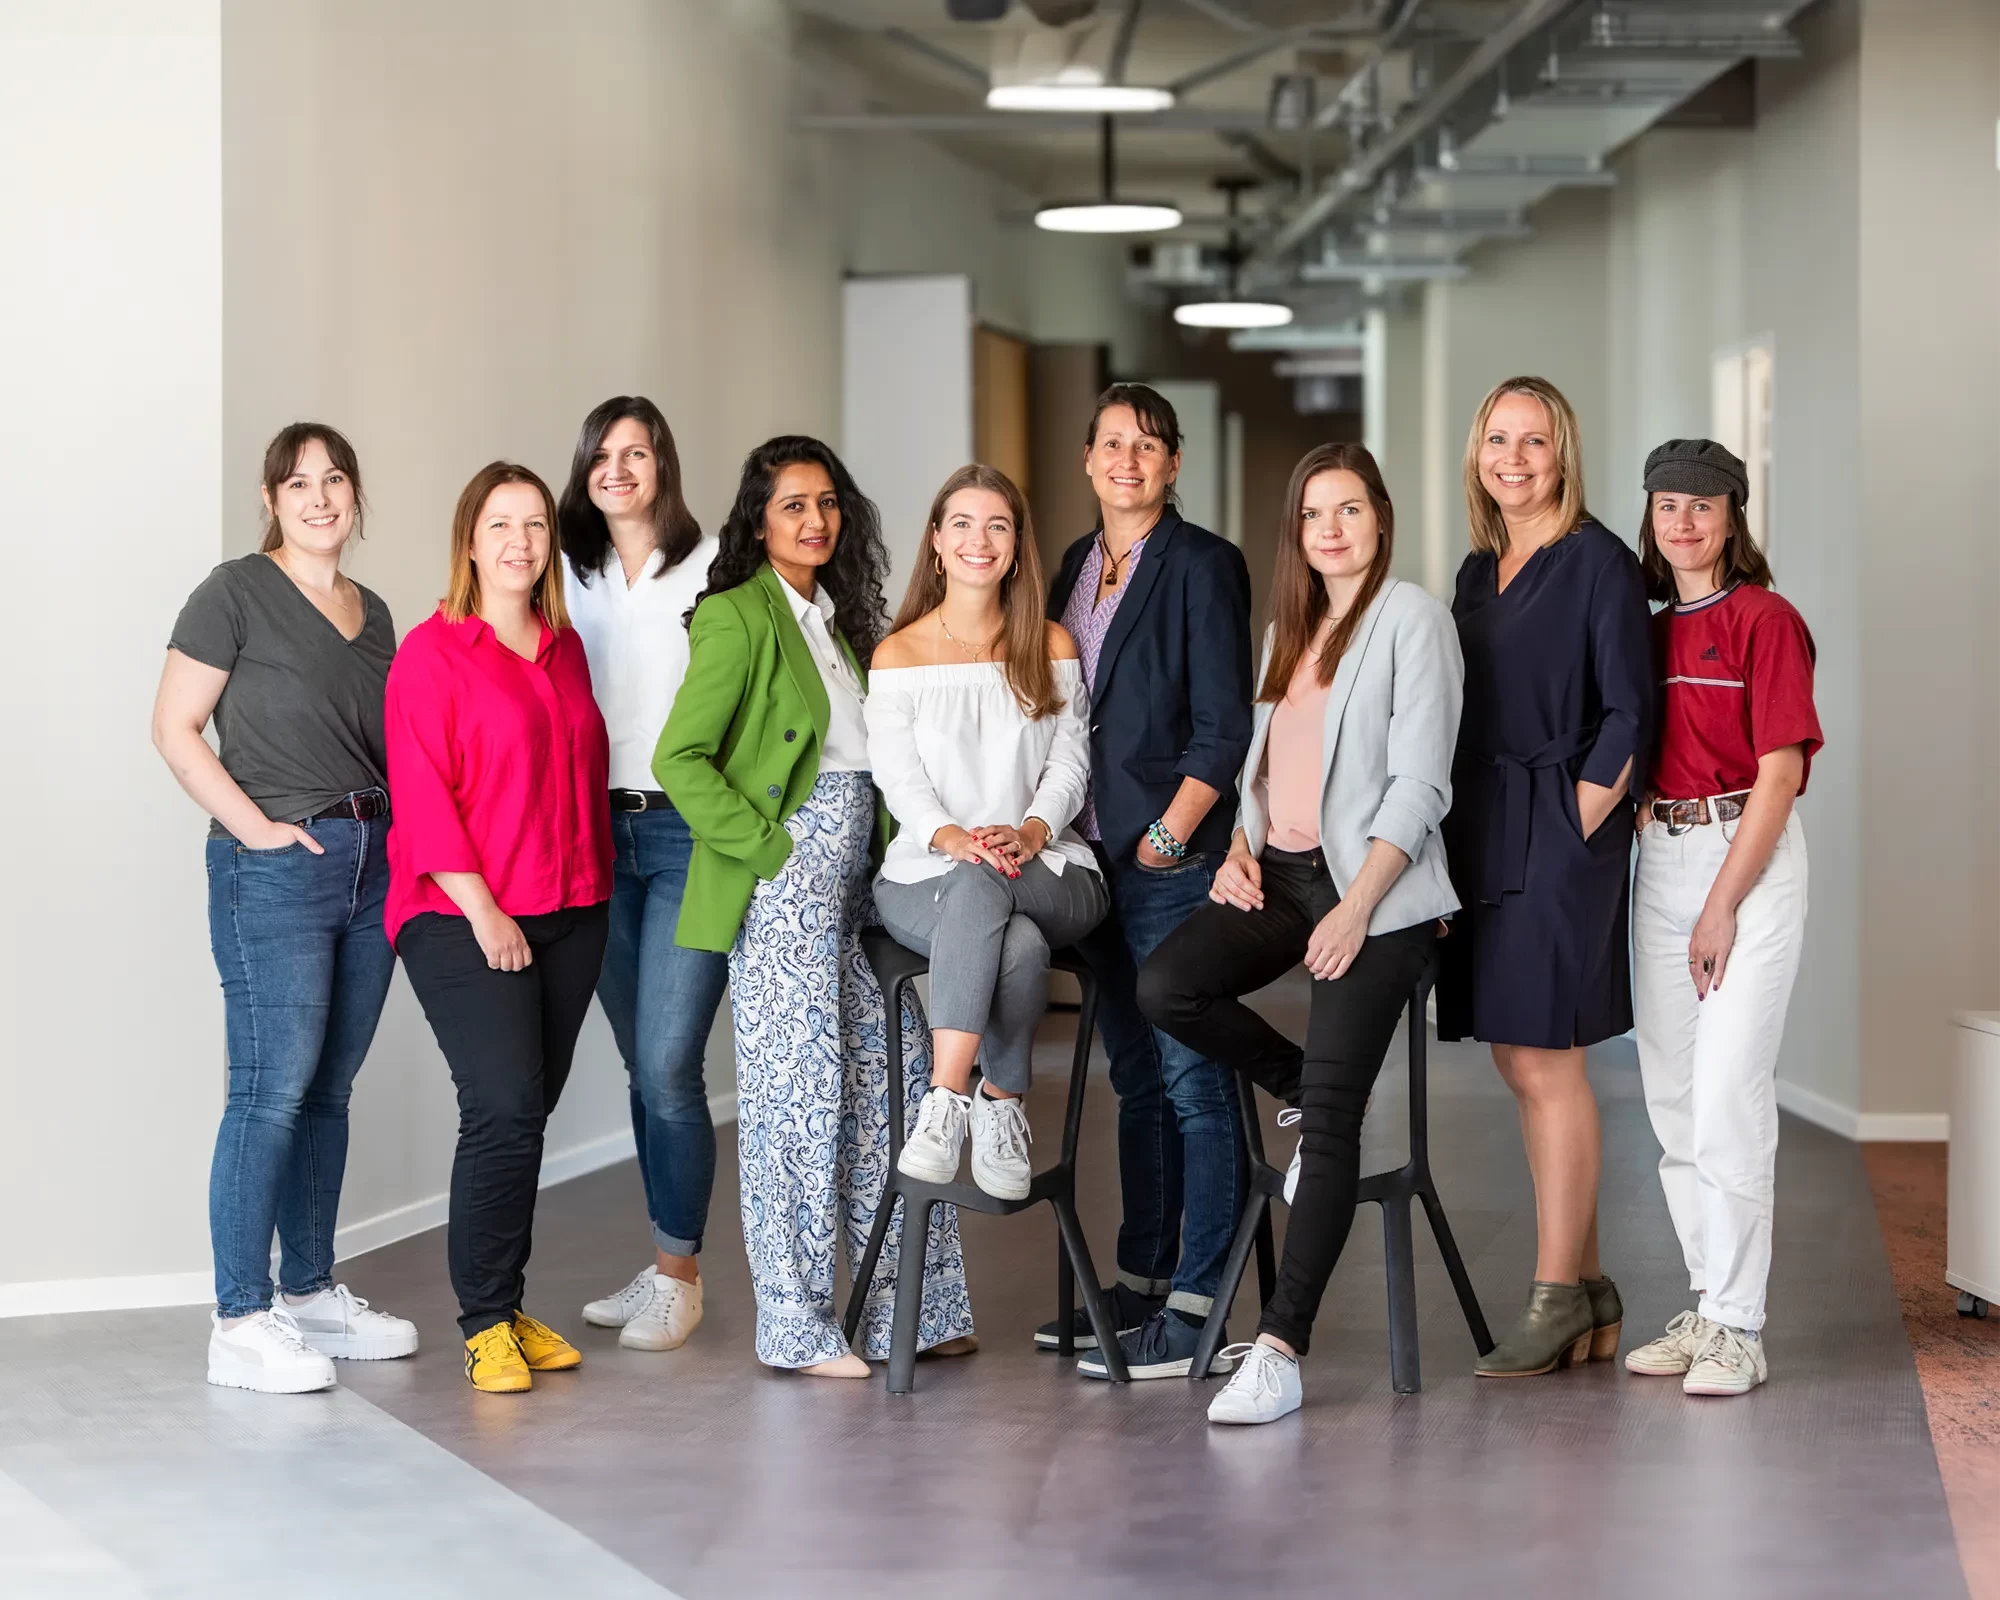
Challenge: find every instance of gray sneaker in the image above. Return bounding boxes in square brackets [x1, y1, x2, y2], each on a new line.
[1623, 1309, 1708, 1376]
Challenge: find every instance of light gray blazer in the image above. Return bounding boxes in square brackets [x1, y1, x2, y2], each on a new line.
[1236, 577, 1464, 935]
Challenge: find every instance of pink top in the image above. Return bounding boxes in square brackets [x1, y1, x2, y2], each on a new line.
[383, 610, 612, 949]
[1265, 646, 1330, 854]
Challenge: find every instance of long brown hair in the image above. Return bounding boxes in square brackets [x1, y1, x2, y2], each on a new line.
[558, 395, 703, 585]
[443, 462, 571, 630]
[1638, 493, 1774, 603]
[1259, 443, 1397, 703]
[890, 464, 1062, 719]
[259, 422, 365, 553]
[1461, 375, 1591, 557]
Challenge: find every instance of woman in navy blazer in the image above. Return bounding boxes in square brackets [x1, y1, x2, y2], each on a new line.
[1042, 383, 1256, 1380]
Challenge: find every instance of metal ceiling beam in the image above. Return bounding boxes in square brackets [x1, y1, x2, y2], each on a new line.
[1107, 0, 1146, 86]
[794, 110, 1274, 132]
[1168, 21, 1337, 97]
[1168, 0, 1266, 32]
[1255, 0, 1592, 264]
[880, 27, 989, 89]
[1215, 129, 1300, 184]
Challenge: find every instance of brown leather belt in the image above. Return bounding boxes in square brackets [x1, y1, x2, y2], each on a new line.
[1650, 791, 1752, 832]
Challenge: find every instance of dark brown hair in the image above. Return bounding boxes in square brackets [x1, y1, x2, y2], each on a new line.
[559, 396, 702, 585]
[1259, 443, 1396, 703]
[1086, 382, 1182, 512]
[890, 464, 1062, 719]
[1639, 491, 1773, 603]
[443, 462, 570, 629]
[259, 422, 364, 553]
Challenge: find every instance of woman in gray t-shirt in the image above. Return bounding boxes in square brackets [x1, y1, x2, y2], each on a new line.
[153, 422, 419, 1394]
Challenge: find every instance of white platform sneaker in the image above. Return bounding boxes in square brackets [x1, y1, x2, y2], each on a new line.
[969, 1089, 1032, 1201]
[898, 1087, 971, 1185]
[282, 1284, 418, 1361]
[620, 1273, 704, 1352]
[207, 1307, 337, 1394]
[1206, 1341, 1303, 1425]
[583, 1265, 660, 1328]
[1624, 1309, 1709, 1376]
[1682, 1321, 1767, 1396]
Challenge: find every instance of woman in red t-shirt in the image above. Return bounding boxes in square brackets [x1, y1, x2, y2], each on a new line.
[1626, 439, 1822, 1400]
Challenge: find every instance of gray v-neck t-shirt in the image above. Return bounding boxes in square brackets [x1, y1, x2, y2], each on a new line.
[169, 553, 398, 839]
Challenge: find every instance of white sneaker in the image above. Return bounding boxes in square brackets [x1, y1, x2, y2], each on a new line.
[1683, 1321, 1767, 1396]
[583, 1265, 660, 1328]
[898, 1087, 971, 1185]
[1278, 1108, 1303, 1205]
[207, 1308, 337, 1394]
[619, 1273, 704, 1351]
[1624, 1309, 1709, 1376]
[281, 1284, 418, 1360]
[1206, 1341, 1303, 1425]
[969, 1089, 1033, 1201]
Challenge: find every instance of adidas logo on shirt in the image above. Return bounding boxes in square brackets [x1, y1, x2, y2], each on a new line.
[1700, 645, 1721, 661]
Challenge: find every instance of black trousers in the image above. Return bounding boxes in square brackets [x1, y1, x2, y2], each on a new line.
[1138, 848, 1434, 1354]
[399, 903, 610, 1339]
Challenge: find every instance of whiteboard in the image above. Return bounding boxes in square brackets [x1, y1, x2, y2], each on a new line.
[842, 275, 974, 602]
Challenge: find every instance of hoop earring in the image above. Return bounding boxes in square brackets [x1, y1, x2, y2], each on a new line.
[934, 551, 944, 576]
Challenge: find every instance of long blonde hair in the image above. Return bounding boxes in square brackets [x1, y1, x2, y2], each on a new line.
[890, 464, 1062, 719]
[443, 461, 570, 629]
[1462, 375, 1591, 556]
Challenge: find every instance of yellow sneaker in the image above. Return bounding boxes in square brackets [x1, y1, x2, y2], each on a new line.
[464, 1323, 532, 1393]
[512, 1312, 582, 1371]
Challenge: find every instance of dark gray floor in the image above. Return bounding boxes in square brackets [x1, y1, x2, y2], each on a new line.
[309, 976, 1966, 1600]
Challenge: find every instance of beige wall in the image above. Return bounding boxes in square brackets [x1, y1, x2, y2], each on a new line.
[1, 0, 225, 1299]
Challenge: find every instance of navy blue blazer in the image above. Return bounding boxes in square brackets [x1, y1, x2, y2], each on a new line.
[1047, 509, 1254, 863]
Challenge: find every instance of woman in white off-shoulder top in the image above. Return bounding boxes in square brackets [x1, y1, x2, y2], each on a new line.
[867, 465, 1109, 1202]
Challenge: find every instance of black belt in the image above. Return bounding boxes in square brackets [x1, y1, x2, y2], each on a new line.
[306, 789, 389, 823]
[610, 789, 673, 813]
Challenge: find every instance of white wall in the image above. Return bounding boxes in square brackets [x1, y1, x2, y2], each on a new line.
[0, 0, 226, 1299]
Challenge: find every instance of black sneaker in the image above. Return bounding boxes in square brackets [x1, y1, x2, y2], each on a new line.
[1033, 1282, 1163, 1351]
[1077, 1307, 1236, 1381]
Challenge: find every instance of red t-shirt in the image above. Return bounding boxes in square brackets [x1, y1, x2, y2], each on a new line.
[383, 611, 613, 949]
[1651, 583, 1822, 801]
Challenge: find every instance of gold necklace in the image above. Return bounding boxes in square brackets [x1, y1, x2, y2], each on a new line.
[938, 611, 1001, 660]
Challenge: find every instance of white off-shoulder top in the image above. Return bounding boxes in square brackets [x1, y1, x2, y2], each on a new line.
[864, 658, 1097, 884]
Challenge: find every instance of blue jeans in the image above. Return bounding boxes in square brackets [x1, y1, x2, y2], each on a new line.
[599, 804, 731, 1256]
[206, 808, 396, 1317]
[1076, 844, 1245, 1315]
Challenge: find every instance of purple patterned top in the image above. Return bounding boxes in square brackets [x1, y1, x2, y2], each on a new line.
[1059, 532, 1150, 841]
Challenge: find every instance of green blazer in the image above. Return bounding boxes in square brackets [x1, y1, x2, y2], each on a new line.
[653, 564, 890, 952]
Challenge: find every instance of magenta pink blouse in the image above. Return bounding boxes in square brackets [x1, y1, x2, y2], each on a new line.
[383, 610, 612, 949]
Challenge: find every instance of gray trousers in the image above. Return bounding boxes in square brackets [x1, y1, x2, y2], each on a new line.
[874, 858, 1110, 1094]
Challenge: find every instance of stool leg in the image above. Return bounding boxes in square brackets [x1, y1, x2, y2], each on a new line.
[844, 1183, 898, 1346]
[1419, 1185, 1494, 1355]
[887, 1197, 932, 1395]
[1056, 1230, 1076, 1357]
[1190, 1190, 1268, 1380]
[1054, 1196, 1126, 1379]
[1381, 1190, 1421, 1394]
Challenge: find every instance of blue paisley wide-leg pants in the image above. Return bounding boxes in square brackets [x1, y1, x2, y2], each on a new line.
[729, 771, 975, 1368]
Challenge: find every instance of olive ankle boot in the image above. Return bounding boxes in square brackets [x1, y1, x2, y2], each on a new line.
[1474, 1281, 1594, 1378]
[1581, 1274, 1623, 1361]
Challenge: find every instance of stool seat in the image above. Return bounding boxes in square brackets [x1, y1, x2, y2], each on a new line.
[1189, 955, 1494, 1393]
[843, 931, 1129, 1390]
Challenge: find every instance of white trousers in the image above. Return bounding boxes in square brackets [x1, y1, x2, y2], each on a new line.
[1632, 810, 1807, 1333]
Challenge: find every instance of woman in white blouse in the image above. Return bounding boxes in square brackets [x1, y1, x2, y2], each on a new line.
[868, 464, 1108, 1201]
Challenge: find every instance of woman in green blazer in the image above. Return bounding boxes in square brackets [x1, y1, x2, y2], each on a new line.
[654, 436, 973, 1378]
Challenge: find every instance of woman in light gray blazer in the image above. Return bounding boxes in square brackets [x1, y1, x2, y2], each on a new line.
[1139, 442, 1462, 1425]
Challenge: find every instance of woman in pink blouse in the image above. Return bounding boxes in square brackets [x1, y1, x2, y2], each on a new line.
[384, 460, 613, 1394]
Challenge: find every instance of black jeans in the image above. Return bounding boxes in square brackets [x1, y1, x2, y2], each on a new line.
[400, 903, 610, 1339]
[1138, 848, 1434, 1354]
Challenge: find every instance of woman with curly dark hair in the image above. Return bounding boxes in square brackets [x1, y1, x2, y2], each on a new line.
[654, 437, 974, 1377]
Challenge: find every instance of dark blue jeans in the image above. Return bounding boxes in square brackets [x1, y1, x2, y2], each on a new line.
[1076, 844, 1245, 1315]
[598, 803, 730, 1257]
[205, 808, 396, 1318]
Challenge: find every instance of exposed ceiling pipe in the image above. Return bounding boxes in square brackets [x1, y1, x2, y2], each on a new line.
[1254, 0, 1590, 266]
[1106, 0, 1146, 85]
[1312, 0, 1427, 132]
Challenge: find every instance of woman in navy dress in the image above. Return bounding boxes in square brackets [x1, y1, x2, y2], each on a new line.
[1438, 375, 1652, 1378]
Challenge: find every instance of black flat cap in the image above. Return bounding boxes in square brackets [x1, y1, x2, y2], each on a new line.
[1644, 438, 1747, 502]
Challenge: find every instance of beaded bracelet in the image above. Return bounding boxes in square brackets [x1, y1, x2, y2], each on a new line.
[1145, 819, 1188, 860]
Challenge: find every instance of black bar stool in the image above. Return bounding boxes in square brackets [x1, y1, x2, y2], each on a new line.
[1188, 957, 1494, 1393]
[842, 931, 1131, 1393]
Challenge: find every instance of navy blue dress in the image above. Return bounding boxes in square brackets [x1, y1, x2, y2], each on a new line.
[1437, 521, 1653, 1049]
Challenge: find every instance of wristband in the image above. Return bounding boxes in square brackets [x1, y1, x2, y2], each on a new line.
[1146, 819, 1188, 860]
